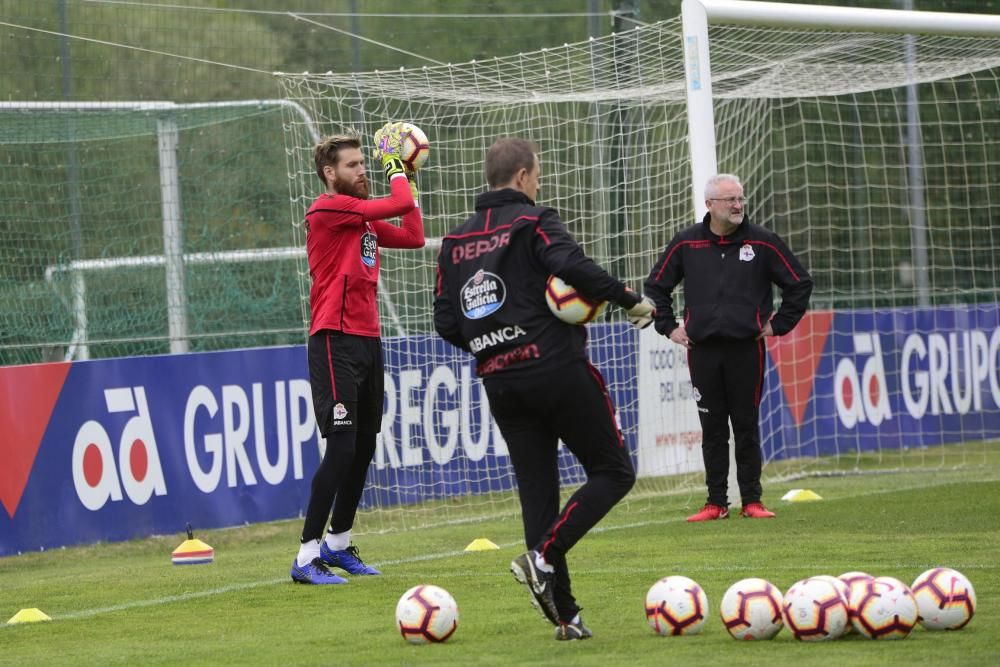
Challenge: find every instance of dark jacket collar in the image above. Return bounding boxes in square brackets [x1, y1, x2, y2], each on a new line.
[475, 188, 536, 210]
[700, 212, 751, 242]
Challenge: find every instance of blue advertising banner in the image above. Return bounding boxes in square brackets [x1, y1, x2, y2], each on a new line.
[2, 305, 998, 556]
[0, 326, 636, 556]
[1, 346, 321, 556]
[758, 305, 1000, 461]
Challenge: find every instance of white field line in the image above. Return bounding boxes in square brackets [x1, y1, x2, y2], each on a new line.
[4, 474, 997, 627]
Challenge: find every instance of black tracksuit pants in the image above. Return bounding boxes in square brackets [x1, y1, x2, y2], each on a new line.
[301, 331, 383, 542]
[688, 337, 766, 507]
[483, 360, 636, 622]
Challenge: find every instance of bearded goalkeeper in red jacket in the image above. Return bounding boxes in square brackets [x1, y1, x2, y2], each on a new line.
[291, 124, 425, 585]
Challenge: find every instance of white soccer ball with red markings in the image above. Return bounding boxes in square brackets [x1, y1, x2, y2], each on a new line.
[838, 571, 874, 634]
[911, 567, 977, 630]
[545, 275, 607, 325]
[849, 575, 919, 640]
[808, 575, 851, 638]
[399, 123, 430, 172]
[395, 584, 458, 644]
[719, 577, 784, 640]
[645, 575, 709, 636]
[781, 577, 849, 641]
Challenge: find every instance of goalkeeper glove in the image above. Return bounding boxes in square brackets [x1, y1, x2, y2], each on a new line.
[626, 295, 655, 329]
[373, 122, 407, 181]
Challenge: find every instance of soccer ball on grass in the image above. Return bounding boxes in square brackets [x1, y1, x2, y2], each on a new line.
[719, 577, 784, 640]
[645, 575, 709, 636]
[849, 575, 918, 640]
[838, 571, 873, 634]
[911, 567, 976, 630]
[781, 577, 849, 641]
[395, 584, 459, 644]
[807, 575, 851, 638]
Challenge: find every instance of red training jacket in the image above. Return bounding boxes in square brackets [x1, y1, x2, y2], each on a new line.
[305, 175, 424, 337]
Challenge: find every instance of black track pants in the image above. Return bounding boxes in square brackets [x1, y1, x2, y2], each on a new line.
[687, 337, 765, 507]
[484, 361, 636, 621]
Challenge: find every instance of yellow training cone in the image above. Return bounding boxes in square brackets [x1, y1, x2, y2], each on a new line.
[781, 489, 823, 502]
[464, 538, 500, 552]
[172, 523, 214, 565]
[7, 608, 51, 624]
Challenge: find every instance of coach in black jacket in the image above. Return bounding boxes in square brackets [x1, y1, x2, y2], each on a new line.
[434, 137, 654, 641]
[645, 173, 812, 523]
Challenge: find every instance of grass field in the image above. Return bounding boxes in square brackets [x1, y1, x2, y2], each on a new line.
[2, 452, 999, 666]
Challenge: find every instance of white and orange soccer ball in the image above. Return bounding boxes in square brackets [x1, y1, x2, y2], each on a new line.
[838, 571, 874, 634]
[911, 567, 977, 630]
[399, 123, 430, 172]
[808, 575, 851, 638]
[545, 275, 606, 325]
[719, 577, 784, 640]
[645, 575, 709, 636]
[849, 576, 919, 640]
[810, 575, 850, 605]
[781, 577, 849, 641]
[395, 584, 459, 644]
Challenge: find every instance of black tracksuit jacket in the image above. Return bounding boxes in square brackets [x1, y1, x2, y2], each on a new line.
[434, 188, 639, 377]
[644, 213, 813, 342]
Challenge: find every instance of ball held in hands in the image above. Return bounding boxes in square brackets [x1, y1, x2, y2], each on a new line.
[373, 122, 408, 180]
[373, 122, 430, 178]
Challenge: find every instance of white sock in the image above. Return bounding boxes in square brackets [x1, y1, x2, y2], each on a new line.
[325, 529, 350, 552]
[570, 614, 581, 625]
[297, 539, 321, 567]
[534, 551, 554, 574]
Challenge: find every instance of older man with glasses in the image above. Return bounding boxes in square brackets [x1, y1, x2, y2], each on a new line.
[644, 173, 813, 522]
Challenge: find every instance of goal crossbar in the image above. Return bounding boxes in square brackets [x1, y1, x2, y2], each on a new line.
[696, 0, 1000, 36]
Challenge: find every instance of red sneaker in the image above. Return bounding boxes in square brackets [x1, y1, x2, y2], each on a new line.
[740, 502, 776, 518]
[686, 503, 729, 522]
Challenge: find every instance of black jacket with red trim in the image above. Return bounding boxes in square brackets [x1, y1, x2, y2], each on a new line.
[644, 213, 813, 343]
[434, 188, 639, 377]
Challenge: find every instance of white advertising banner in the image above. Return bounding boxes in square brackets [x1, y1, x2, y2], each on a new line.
[636, 326, 704, 478]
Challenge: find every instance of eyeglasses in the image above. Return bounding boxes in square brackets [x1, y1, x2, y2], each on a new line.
[708, 196, 746, 205]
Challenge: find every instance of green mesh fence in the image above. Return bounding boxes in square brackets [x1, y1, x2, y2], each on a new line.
[0, 103, 305, 365]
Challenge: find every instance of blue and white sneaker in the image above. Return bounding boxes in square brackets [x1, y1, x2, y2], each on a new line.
[291, 557, 348, 585]
[320, 543, 381, 575]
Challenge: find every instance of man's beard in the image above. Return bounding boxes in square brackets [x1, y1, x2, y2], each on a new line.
[334, 173, 369, 199]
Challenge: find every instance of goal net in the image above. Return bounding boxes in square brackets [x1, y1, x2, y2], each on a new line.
[277, 8, 1000, 529]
